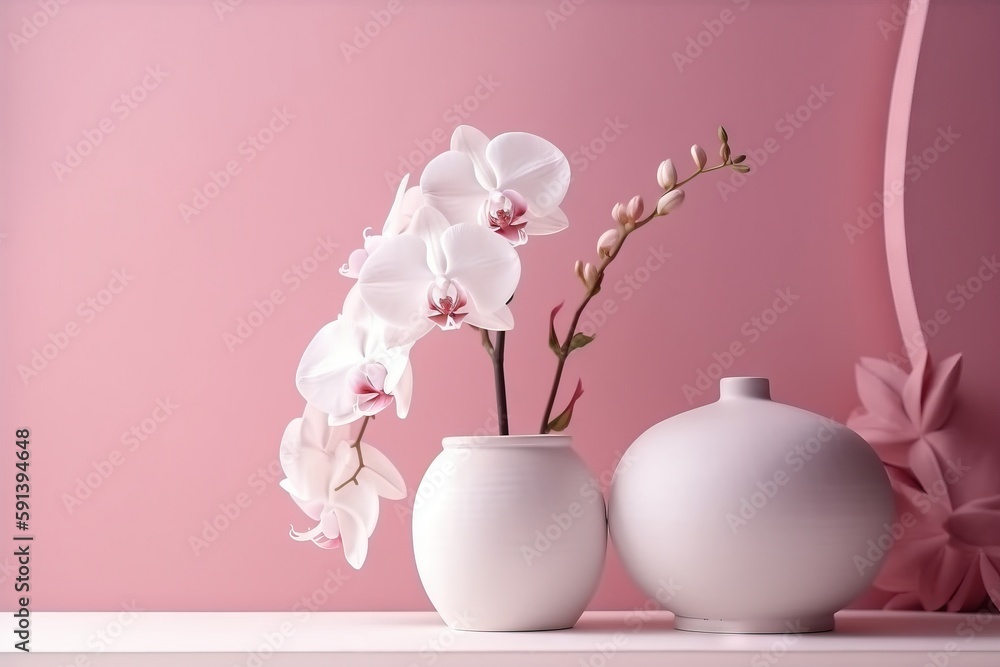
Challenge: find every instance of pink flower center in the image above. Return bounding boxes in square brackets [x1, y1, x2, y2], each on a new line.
[483, 189, 528, 245]
[347, 362, 394, 416]
[426, 279, 469, 330]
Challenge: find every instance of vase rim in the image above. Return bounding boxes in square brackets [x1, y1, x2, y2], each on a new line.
[442, 434, 571, 448]
[719, 376, 772, 400]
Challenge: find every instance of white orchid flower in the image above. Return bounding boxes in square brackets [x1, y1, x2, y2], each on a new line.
[357, 205, 520, 346]
[279, 404, 406, 568]
[419, 125, 571, 246]
[295, 306, 413, 426]
[340, 174, 424, 278]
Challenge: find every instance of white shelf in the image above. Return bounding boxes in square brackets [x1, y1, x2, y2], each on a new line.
[4, 610, 1000, 666]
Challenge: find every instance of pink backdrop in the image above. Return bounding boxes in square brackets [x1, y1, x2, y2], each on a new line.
[2, 0, 998, 612]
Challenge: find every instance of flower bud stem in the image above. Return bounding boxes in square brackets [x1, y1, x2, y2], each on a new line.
[538, 157, 738, 433]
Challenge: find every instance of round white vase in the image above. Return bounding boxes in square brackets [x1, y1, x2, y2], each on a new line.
[412, 434, 607, 631]
[608, 377, 894, 633]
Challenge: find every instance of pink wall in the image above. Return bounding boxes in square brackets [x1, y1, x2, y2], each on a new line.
[2, 0, 998, 612]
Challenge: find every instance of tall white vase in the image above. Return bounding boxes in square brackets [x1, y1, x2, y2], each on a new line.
[412, 435, 607, 631]
[609, 377, 894, 633]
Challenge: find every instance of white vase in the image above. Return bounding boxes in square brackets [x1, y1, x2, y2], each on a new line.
[608, 377, 894, 633]
[412, 434, 607, 631]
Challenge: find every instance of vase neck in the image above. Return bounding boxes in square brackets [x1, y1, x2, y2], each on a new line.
[719, 377, 771, 400]
[442, 435, 571, 449]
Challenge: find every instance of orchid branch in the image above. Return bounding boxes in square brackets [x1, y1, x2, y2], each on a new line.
[334, 414, 372, 491]
[471, 326, 511, 435]
[539, 129, 748, 433]
[493, 330, 510, 435]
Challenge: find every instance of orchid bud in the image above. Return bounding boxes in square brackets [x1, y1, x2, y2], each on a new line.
[691, 144, 707, 170]
[596, 228, 620, 259]
[575, 259, 585, 282]
[583, 262, 600, 289]
[656, 189, 685, 215]
[626, 195, 644, 222]
[656, 159, 677, 190]
[611, 202, 629, 227]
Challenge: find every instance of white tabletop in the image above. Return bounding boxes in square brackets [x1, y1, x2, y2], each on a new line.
[4, 610, 1000, 666]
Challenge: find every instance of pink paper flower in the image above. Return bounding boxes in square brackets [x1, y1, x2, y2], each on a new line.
[849, 348, 1000, 611]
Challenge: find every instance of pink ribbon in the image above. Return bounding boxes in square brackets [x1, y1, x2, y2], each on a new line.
[883, 0, 929, 362]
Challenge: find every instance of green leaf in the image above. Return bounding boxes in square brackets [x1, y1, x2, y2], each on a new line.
[569, 333, 595, 352]
[548, 302, 564, 357]
[546, 380, 585, 432]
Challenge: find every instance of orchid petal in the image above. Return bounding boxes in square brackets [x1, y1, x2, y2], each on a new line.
[487, 132, 570, 215]
[381, 174, 410, 236]
[363, 236, 384, 259]
[409, 206, 451, 274]
[319, 509, 342, 538]
[280, 479, 326, 521]
[340, 248, 368, 279]
[395, 186, 424, 234]
[420, 150, 486, 226]
[345, 284, 425, 351]
[392, 359, 413, 419]
[523, 206, 569, 236]
[328, 437, 357, 486]
[464, 305, 514, 331]
[289, 522, 342, 550]
[358, 234, 436, 328]
[450, 125, 496, 188]
[377, 349, 410, 398]
[289, 523, 323, 541]
[331, 481, 379, 535]
[383, 320, 433, 349]
[341, 284, 372, 325]
[358, 443, 407, 500]
[296, 320, 366, 424]
[440, 224, 521, 314]
[278, 406, 335, 503]
[331, 484, 374, 569]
